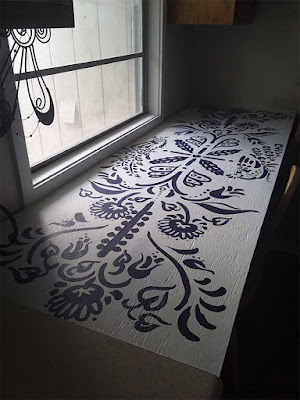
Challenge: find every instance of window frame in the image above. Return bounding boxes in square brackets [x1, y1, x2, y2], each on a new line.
[6, 0, 165, 207]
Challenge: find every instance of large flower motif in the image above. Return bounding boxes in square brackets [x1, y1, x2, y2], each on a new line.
[48, 278, 104, 321]
[90, 200, 129, 220]
[158, 215, 205, 239]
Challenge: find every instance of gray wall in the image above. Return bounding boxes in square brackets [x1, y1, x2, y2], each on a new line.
[0, 39, 24, 220]
[195, 0, 299, 112]
[163, 24, 196, 117]
[0, 134, 23, 219]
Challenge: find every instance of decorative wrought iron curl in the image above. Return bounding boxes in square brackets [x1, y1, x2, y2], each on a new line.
[0, 28, 54, 138]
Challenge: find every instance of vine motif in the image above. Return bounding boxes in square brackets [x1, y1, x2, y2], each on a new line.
[0, 107, 291, 344]
[1, 205, 226, 341]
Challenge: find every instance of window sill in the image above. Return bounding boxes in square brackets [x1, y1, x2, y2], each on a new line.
[31, 113, 163, 202]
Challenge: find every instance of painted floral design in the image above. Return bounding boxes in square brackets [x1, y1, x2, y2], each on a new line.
[158, 216, 205, 239]
[110, 137, 167, 177]
[0, 107, 292, 349]
[48, 278, 104, 321]
[158, 202, 207, 239]
[90, 200, 129, 220]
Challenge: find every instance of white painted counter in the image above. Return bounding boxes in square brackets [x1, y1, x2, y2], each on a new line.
[0, 106, 295, 377]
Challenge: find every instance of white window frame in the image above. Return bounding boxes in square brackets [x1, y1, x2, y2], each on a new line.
[5, 0, 165, 207]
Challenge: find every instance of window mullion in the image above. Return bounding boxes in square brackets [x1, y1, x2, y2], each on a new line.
[14, 52, 144, 81]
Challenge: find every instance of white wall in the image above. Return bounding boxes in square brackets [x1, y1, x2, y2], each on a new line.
[194, 0, 299, 112]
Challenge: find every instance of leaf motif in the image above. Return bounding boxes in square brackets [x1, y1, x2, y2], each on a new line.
[184, 259, 206, 270]
[166, 189, 175, 197]
[207, 149, 241, 156]
[135, 313, 171, 332]
[183, 170, 211, 187]
[0, 255, 22, 266]
[8, 265, 41, 284]
[210, 217, 231, 226]
[128, 256, 158, 279]
[186, 137, 207, 147]
[199, 287, 226, 297]
[49, 220, 75, 228]
[138, 285, 175, 311]
[194, 278, 211, 285]
[90, 180, 126, 195]
[214, 139, 239, 148]
[198, 201, 258, 215]
[150, 156, 188, 164]
[74, 212, 87, 222]
[0, 248, 21, 257]
[41, 242, 60, 258]
[175, 139, 193, 153]
[209, 187, 244, 199]
[199, 297, 226, 312]
[250, 131, 278, 136]
[110, 290, 123, 300]
[161, 201, 180, 212]
[199, 159, 224, 175]
[195, 304, 216, 330]
[79, 188, 93, 198]
[110, 250, 132, 276]
[169, 247, 199, 255]
[178, 307, 200, 342]
[97, 172, 123, 184]
[132, 197, 151, 203]
[148, 165, 178, 178]
[22, 227, 34, 239]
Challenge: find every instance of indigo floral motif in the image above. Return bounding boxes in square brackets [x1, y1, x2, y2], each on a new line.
[158, 216, 204, 239]
[90, 200, 129, 220]
[109, 137, 167, 178]
[1, 107, 291, 347]
[158, 202, 207, 239]
[48, 278, 104, 321]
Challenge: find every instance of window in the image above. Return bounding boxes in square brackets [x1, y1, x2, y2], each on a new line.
[5, 0, 163, 205]
[10, 0, 143, 167]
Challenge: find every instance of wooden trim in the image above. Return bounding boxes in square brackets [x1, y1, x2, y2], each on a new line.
[167, 0, 236, 25]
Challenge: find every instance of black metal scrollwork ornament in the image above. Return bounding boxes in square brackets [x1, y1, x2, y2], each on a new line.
[0, 28, 55, 138]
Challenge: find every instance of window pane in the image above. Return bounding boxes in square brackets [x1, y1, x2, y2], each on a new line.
[19, 58, 143, 166]
[9, 0, 143, 74]
[102, 58, 143, 128]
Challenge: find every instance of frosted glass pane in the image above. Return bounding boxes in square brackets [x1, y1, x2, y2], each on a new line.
[98, 0, 142, 59]
[102, 58, 143, 128]
[20, 58, 142, 166]
[9, 0, 142, 73]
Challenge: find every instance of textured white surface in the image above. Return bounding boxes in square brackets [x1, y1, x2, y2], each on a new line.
[0, 106, 294, 377]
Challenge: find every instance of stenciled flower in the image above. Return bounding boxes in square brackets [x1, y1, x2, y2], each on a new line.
[48, 278, 104, 321]
[158, 215, 205, 239]
[90, 200, 129, 220]
[198, 119, 220, 130]
[234, 122, 259, 131]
